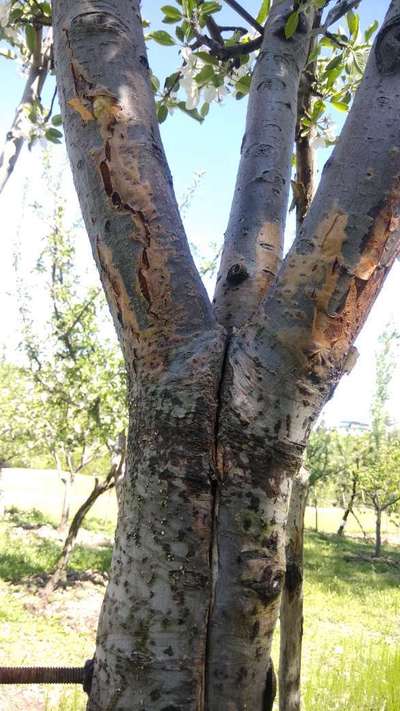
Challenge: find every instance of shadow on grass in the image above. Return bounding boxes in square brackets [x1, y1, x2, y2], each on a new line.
[304, 530, 400, 595]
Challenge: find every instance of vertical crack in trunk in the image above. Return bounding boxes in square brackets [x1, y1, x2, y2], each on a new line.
[204, 333, 231, 710]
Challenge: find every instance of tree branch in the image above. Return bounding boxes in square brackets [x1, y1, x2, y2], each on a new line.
[52, 0, 216, 374]
[223, 0, 264, 34]
[214, 1, 315, 329]
[0, 28, 50, 194]
[241, 0, 400, 452]
[293, 11, 322, 230]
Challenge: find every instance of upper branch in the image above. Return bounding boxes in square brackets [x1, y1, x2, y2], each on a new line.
[52, 0, 215, 373]
[293, 11, 322, 230]
[234, 0, 400, 452]
[213, 1, 315, 330]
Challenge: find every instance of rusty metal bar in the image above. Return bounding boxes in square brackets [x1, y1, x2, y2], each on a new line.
[0, 659, 94, 694]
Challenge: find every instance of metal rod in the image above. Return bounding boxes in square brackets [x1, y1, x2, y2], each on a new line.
[0, 666, 84, 685]
[0, 659, 94, 694]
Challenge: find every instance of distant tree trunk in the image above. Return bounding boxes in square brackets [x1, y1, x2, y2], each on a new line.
[279, 467, 310, 711]
[58, 467, 73, 532]
[350, 508, 368, 540]
[375, 506, 382, 557]
[313, 498, 318, 533]
[337, 475, 358, 536]
[45, 441, 126, 594]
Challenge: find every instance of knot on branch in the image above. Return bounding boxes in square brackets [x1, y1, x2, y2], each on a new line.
[226, 263, 249, 285]
[375, 14, 400, 75]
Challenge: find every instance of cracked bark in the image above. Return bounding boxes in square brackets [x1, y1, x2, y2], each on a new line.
[50, 1, 400, 709]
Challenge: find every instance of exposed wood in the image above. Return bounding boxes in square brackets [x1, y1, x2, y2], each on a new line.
[52, 0, 215, 374]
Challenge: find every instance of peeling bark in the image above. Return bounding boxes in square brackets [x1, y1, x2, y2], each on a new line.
[52, 0, 214, 367]
[279, 467, 310, 711]
[214, 2, 315, 329]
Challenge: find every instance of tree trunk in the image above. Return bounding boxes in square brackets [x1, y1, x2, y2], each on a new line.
[375, 506, 382, 557]
[45, 444, 125, 595]
[313, 499, 318, 533]
[51, 0, 400, 708]
[58, 468, 73, 532]
[337, 475, 358, 536]
[279, 467, 310, 711]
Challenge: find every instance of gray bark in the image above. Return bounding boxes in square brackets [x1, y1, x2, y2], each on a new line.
[279, 467, 310, 711]
[50, 1, 400, 709]
[214, 1, 315, 329]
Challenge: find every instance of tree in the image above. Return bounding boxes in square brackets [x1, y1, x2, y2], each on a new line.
[332, 430, 365, 537]
[360, 329, 400, 556]
[2, 1, 400, 709]
[305, 424, 335, 532]
[14, 177, 127, 531]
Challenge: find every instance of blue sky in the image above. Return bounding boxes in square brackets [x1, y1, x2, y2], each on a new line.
[0, 0, 398, 427]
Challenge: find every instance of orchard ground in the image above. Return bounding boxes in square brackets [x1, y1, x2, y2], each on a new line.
[0, 469, 399, 711]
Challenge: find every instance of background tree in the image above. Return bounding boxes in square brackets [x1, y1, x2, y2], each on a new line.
[13, 178, 127, 531]
[1, 1, 400, 709]
[333, 429, 366, 537]
[360, 329, 400, 556]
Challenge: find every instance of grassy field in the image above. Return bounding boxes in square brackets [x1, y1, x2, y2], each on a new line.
[0, 469, 399, 710]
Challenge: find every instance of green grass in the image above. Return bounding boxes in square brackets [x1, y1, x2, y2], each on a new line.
[0, 491, 399, 709]
[297, 532, 400, 710]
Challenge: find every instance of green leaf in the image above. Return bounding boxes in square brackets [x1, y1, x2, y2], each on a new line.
[346, 10, 359, 39]
[200, 102, 210, 117]
[330, 100, 349, 113]
[25, 25, 37, 55]
[45, 127, 63, 144]
[200, 1, 221, 15]
[161, 5, 182, 21]
[177, 101, 204, 122]
[256, 0, 271, 25]
[194, 64, 215, 85]
[364, 20, 379, 43]
[148, 30, 176, 46]
[164, 71, 181, 90]
[157, 103, 168, 123]
[51, 114, 63, 127]
[41, 2, 52, 16]
[182, 0, 196, 16]
[235, 74, 252, 96]
[194, 51, 220, 66]
[284, 11, 299, 40]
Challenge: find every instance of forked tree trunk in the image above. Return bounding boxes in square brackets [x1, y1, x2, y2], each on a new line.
[52, 1, 400, 708]
[279, 467, 310, 711]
